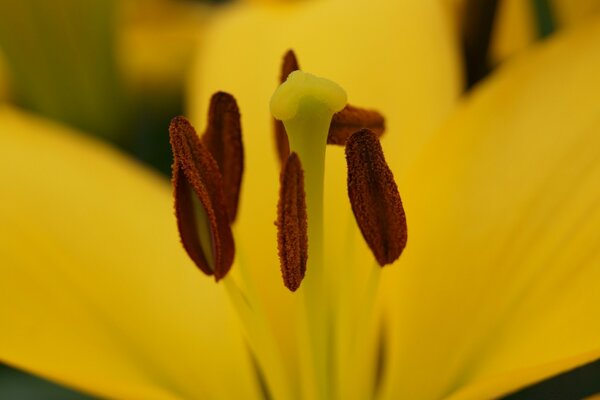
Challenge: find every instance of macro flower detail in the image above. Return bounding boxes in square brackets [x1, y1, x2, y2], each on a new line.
[3, 1, 600, 399]
[167, 54, 409, 396]
[173, 51, 404, 290]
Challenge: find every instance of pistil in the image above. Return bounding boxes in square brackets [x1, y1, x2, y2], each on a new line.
[271, 70, 347, 288]
[271, 70, 347, 399]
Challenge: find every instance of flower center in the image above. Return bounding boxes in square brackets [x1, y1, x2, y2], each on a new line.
[168, 50, 407, 400]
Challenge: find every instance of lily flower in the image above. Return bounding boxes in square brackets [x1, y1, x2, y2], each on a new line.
[1, 2, 600, 400]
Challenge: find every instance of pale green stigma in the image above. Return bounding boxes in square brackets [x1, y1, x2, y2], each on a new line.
[271, 70, 347, 122]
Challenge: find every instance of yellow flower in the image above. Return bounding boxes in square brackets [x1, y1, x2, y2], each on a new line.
[1, 2, 600, 400]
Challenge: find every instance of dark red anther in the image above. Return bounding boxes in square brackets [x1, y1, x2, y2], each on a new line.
[346, 129, 407, 266]
[276, 152, 308, 291]
[170, 116, 235, 280]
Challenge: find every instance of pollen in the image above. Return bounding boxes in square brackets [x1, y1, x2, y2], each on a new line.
[169, 116, 235, 280]
[276, 152, 308, 292]
[202, 92, 244, 222]
[345, 129, 407, 266]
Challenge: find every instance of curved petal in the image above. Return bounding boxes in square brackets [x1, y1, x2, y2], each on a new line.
[0, 107, 259, 400]
[382, 15, 600, 399]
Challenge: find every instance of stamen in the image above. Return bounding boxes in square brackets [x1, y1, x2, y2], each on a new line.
[329, 105, 385, 145]
[276, 152, 308, 292]
[169, 116, 235, 280]
[202, 91, 244, 222]
[273, 50, 299, 164]
[345, 129, 407, 266]
[281, 50, 300, 81]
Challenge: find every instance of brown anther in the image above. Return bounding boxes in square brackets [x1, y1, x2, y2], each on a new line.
[273, 50, 299, 164]
[346, 129, 407, 266]
[170, 116, 235, 280]
[276, 152, 308, 291]
[202, 91, 244, 222]
[329, 104, 385, 145]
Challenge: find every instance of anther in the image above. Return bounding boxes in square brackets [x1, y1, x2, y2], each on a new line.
[328, 105, 385, 145]
[202, 91, 244, 222]
[170, 116, 235, 280]
[345, 129, 407, 266]
[276, 153, 308, 292]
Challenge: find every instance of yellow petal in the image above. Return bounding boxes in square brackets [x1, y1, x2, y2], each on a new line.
[382, 15, 600, 399]
[0, 106, 259, 400]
